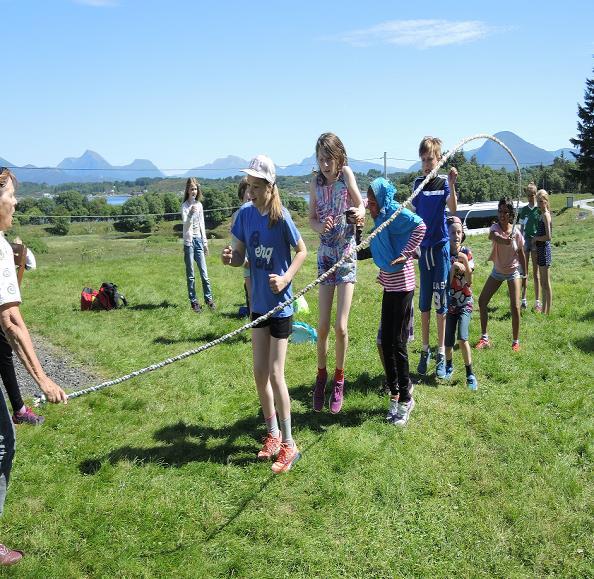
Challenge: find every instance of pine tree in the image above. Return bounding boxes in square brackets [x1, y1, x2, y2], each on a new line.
[570, 65, 594, 192]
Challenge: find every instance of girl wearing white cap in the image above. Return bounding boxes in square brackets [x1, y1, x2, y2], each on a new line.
[221, 155, 307, 473]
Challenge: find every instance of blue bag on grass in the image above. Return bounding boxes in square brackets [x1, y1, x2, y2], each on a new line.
[290, 321, 317, 344]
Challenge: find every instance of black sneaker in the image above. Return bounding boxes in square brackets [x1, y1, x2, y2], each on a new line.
[206, 299, 216, 310]
[191, 302, 202, 313]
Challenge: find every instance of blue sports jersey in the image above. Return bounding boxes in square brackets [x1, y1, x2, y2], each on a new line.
[411, 175, 450, 247]
[231, 204, 301, 318]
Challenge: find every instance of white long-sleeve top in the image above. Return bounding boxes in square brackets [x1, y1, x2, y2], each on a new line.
[181, 200, 207, 247]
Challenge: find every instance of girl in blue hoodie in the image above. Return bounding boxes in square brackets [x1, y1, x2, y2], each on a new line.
[358, 178, 425, 426]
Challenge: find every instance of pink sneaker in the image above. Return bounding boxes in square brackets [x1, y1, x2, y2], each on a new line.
[534, 303, 543, 313]
[257, 433, 281, 460]
[0, 544, 23, 566]
[12, 406, 45, 425]
[475, 337, 491, 350]
[329, 379, 344, 414]
[511, 342, 521, 352]
[271, 443, 301, 473]
[313, 372, 326, 412]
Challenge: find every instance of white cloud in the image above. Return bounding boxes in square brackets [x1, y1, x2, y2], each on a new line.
[335, 19, 505, 49]
[74, 0, 117, 6]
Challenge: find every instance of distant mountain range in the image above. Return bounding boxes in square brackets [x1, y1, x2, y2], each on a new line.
[1, 132, 577, 185]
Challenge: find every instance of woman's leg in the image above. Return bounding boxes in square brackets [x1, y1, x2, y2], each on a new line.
[268, 337, 291, 422]
[478, 276, 503, 335]
[251, 328, 275, 420]
[316, 284, 335, 370]
[0, 390, 16, 517]
[392, 292, 414, 402]
[184, 244, 196, 304]
[0, 330, 23, 414]
[381, 292, 399, 396]
[532, 249, 540, 304]
[539, 265, 552, 314]
[193, 239, 213, 304]
[334, 282, 355, 371]
[507, 277, 522, 341]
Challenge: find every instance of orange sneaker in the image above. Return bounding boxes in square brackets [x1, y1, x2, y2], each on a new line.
[475, 337, 491, 350]
[257, 433, 281, 460]
[511, 342, 520, 352]
[271, 442, 301, 474]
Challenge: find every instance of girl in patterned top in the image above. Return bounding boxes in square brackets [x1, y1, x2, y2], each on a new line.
[309, 133, 364, 414]
[533, 189, 552, 314]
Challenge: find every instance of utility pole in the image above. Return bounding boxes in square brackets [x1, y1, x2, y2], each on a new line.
[383, 152, 387, 178]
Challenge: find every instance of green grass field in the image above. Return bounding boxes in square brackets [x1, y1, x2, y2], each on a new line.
[2, 196, 593, 577]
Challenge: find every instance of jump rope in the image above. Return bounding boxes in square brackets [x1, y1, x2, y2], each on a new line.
[35, 134, 522, 405]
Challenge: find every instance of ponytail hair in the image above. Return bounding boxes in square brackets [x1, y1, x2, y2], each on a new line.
[266, 183, 284, 227]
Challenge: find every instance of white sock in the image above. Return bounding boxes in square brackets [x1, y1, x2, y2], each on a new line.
[265, 414, 280, 438]
[422, 344, 430, 353]
[438, 346, 445, 355]
[280, 416, 294, 446]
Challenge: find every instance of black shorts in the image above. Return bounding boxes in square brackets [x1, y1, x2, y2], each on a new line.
[251, 313, 293, 339]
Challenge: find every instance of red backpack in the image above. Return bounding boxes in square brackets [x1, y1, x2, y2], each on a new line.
[81, 287, 99, 310]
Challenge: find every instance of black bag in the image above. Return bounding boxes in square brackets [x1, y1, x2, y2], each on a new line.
[93, 282, 128, 311]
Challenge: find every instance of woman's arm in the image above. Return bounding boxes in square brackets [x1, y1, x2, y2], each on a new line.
[390, 221, 426, 265]
[534, 213, 552, 242]
[221, 235, 246, 267]
[198, 203, 208, 253]
[269, 238, 307, 294]
[0, 304, 67, 403]
[342, 166, 365, 219]
[308, 178, 326, 234]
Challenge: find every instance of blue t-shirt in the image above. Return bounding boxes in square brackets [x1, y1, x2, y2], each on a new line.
[411, 175, 450, 247]
[231, 204, 301, 318]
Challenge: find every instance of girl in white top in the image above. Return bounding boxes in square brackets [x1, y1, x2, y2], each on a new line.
[181, 178, 214, 312]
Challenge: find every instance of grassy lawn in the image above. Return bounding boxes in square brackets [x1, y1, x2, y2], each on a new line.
[2, 196, 593, 577]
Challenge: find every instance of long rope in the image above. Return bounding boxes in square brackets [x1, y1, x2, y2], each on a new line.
[35, 134, 521, 405]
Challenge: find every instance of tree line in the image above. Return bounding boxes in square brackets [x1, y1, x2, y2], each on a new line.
[13, 147, 582, 236]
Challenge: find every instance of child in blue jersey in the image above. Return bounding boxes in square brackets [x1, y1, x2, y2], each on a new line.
[222, 155, 307, 474]
[411, 137, 458, 379]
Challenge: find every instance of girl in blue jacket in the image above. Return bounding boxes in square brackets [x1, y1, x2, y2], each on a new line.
[358, 178, 425, 426]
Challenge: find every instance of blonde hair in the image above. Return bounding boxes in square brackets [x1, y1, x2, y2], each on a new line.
[183, 177, 202, 203]
[536, 189, 550, 211]
[0, 167, 17, 192]
[315, 132, 348, 184]
[418, 136, 442, 159]
[264, 181, 283, 227]
[526, 182, 537, 196]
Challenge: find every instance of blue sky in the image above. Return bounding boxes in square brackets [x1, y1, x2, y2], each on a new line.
[2, 0, 593, 172]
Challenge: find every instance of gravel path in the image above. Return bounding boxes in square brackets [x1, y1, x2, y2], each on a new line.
[4, 335, 102, 401]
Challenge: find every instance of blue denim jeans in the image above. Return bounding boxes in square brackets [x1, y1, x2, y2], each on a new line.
[184, 237, 212, 304]
[0, 388, 16, 517]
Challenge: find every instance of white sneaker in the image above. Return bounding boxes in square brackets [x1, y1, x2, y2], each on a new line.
[521, 298, 527, 310]
[386, 397, 399, 421]
[392, 398, 415, 427]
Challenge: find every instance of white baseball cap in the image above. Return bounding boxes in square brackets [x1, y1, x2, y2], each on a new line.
[241, 155, 276, 184]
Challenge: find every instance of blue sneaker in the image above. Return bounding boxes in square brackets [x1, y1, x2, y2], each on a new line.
[435, 353, 446, 379]
[444, 363, 454, 380]
[467, 374, 478, 391]
[417, 350, 431, 375]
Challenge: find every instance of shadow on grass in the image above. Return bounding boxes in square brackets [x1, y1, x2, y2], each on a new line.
[153, 332, 249, 346]
[78, 401, 382, 475]
[574, 335, 594, 353]
[580, 310, 594, 322]
[128, 301, 178, 311]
